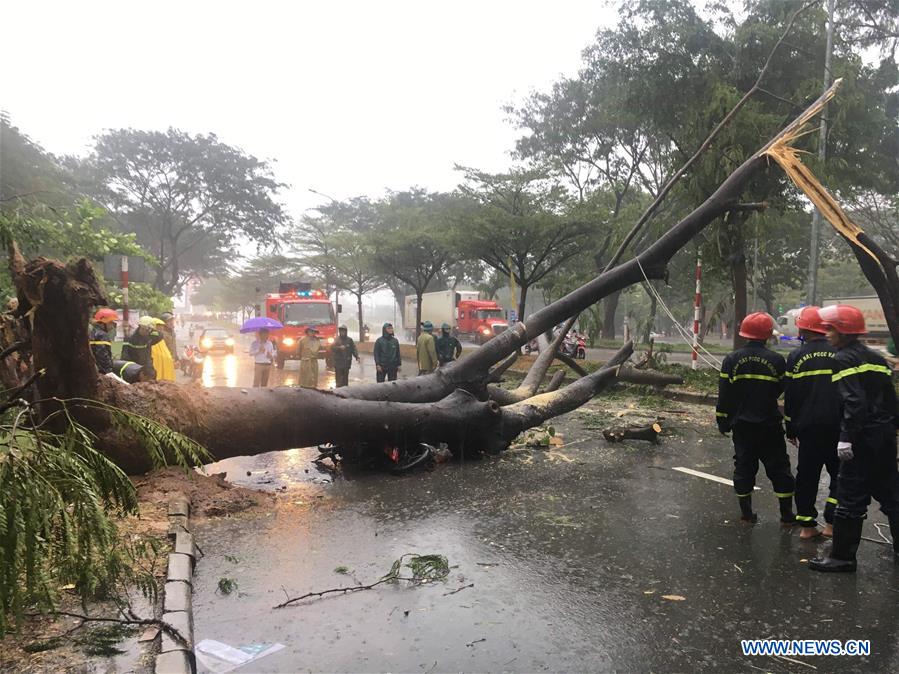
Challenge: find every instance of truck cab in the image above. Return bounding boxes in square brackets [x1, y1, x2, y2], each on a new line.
[458, 300, 508, 344]
[264, 287, 337, 368]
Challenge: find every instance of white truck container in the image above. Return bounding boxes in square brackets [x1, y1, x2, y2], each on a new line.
[404, 290, 481, 340]
[822, 295, 889, 337]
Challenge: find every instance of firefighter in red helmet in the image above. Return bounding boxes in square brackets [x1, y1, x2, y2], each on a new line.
[809, 304, 899, 573]
[784, 306, 841, 539]
[716, 312, 795, 524]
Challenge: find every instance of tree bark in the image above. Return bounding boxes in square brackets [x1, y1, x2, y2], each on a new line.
[517, 283, 529, 326]
[601, 291, 620, 340]
[357, 293, 364, 342]
[731, 228, 748, 350]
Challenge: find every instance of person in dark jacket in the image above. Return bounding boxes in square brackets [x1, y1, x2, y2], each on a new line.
[716, 312, 795, 524]
[122, 315, 163, 380]
[373, 323, 401, 382]
[810, 304, 899, 573]
[330, 325, 360, 387]
[90, 308, 118, 375]
[111, 359, 151, 384]
[435, 323, 462, 366]
[784, 306, 841, 539]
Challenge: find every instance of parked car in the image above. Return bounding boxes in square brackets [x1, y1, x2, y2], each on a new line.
[198, 327, 235, 355]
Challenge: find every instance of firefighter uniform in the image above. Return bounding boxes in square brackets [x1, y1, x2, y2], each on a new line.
[831, 341, 899, 522]
[716, 340, 795, 521]
[784, 337, 841, 529]
[89, 325, 115, 375]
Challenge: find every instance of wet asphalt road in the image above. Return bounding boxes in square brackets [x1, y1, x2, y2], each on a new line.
[188, 330, 899, 673]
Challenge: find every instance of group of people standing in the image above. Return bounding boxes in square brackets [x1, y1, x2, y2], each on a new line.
[371, 320, 463, 382]
[90, 309, 178, 383]
[716, 304, 899, 573]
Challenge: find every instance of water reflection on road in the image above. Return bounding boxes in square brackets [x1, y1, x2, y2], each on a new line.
[200, 354, 238, 388]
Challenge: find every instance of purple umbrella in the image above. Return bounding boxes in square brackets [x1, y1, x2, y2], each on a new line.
[240, 316, 284, 334]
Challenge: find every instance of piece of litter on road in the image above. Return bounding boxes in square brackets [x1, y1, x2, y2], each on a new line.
[195, 639, 285, 673]
[800, 558, 808, 563]
[733, 564, 743, 574]
[643, 590, 656, 595]
[671, 467, 761, 490]
[661, 595, 686, 601]
[138, 626, 159, 642]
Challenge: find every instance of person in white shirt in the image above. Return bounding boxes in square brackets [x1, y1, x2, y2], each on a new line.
[250, 328, 276, 387]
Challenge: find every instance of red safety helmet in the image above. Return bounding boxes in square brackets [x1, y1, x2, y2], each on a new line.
[93, 308, 118, 323]
[818, 304, 866, 335]
[738, 312, 775, 341]
[795, 306, 826, 334]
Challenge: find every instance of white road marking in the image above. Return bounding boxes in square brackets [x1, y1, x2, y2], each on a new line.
[671, 466, 760, 490]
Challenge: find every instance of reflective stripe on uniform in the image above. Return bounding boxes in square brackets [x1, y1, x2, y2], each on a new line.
[736, 492, 753, 498]
[783, 414, 791, 421]
[730, 373, 781, 383]
[89, 341, 112, 346]
[832, 363, 892, 382]
[715, 411, 728, 418]
[785, 368, 833, 379]
[795, 514, 815, 521]
[122, 343, 148, 349]
[826, 497, 838, 505]
[119, 362, 132, 378]
[719, 371, 730, 379]
[774, 491, 794, 498]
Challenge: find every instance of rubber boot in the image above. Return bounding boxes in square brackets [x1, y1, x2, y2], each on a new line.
[809, 517, 862, 573]
[738, 495, 757, 523]
[779, 496, 797, 525]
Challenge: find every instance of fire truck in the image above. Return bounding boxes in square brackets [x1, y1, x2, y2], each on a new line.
[264, 282, 337, 368]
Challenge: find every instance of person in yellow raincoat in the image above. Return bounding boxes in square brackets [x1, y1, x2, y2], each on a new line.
[298, 326, 321, 389]
[150, 317, 176, 381]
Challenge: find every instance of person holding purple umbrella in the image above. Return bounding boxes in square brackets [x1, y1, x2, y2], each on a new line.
[250, 328, 276, 387]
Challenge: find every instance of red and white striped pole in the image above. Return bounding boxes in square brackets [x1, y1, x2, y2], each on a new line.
[121, 256, 130, 337]
[692, 254, 702, 370]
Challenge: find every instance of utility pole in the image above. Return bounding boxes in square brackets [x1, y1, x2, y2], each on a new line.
[806, 0, 836, 306]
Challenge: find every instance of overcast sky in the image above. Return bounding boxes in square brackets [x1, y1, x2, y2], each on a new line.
[2, 0, 616, 215]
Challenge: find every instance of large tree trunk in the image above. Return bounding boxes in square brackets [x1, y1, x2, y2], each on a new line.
[9, 82, 853, 473]
[517, 283, 528, 325]
[357, 293, 364, 343]
[731, 229, 748, 350]
[601, 291, 620, 340]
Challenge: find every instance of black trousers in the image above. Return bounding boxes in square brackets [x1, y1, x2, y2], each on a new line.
[732, 422, 795, 498]
[334, 366, 350, 388]
[795, 427, 840, 527]
[376, 367, 398, 383]
[836, 426, 899, 520]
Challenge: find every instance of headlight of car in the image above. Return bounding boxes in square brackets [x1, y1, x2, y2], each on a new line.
[201, 337, 213, 348]
[282, 337, 295, 347]
[327, 337, 335, 344]
[481, 327, 491, 335]
[225, 337, 235, 346]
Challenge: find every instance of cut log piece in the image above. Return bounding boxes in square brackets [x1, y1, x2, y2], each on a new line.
[602, 423, 663, 444]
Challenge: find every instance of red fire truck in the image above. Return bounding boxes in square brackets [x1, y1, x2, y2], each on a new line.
[264, 282, 337, 368]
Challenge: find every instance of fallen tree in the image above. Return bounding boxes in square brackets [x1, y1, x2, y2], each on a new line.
[9, 78, 892, 474]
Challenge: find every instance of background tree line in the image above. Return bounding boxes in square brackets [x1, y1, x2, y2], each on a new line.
[2, 0, 896, 345]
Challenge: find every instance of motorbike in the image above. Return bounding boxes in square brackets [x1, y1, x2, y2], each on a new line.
[314, 441, 435, 475]
[181, 345, 204, 379]
[575, 333, 587, 359]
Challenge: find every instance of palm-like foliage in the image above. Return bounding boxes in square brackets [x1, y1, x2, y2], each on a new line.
[0, 399, 211, 635]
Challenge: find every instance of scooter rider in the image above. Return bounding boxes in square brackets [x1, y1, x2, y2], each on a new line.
[716, 312, 795, 524]
[784, 306, 841, 539]
[809, 304, 899, 573]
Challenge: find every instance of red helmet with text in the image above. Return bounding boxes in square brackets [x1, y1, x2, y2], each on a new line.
[738, 312, 775, 341]
[795, 306, 826, 334]
[818, 304, 866, 335]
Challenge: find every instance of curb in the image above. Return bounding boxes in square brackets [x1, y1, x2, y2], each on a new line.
[155, 493, 197, 674]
